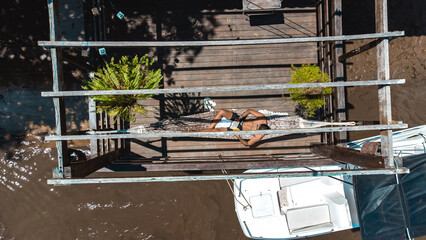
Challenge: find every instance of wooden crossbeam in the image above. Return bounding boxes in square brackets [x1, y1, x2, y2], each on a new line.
[38, 31, 404, 48]
[138, 159, 339, 171]
[147, 154, 328, 163]
[41, 79, 405, 97]
[45, 124, 407, 141]
[311, 144, 385, 168]
[71, 149, 121, 178]
[47, 167, 410, 185]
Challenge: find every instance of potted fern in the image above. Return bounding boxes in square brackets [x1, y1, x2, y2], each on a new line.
[288, 64, 332, 118]
[83, 54, 162, 122]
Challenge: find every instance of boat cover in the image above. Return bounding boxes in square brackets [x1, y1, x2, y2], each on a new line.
[354, 153, 426, 240]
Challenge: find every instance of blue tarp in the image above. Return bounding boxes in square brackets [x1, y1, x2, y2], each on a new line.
[354, 153, 426, 240]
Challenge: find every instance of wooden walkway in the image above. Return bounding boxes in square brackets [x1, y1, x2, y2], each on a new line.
[117, 1, 320, 160]
[41, 0, 407, 181]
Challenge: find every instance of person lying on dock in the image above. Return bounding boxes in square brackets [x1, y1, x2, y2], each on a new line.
[192, 109, 270, 147]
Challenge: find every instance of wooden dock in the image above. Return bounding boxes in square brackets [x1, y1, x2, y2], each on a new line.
[41, 0, 408, 183]
[127, 2, 319, 159]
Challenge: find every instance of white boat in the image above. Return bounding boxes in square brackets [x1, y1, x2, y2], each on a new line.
[347, 125, 426, 157]
[233, 165, 359, 239]
[233, 125, 426, 239]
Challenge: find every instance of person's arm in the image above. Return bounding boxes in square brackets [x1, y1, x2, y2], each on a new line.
[236, 134, 264, 147]
[240, 109, 265, 118]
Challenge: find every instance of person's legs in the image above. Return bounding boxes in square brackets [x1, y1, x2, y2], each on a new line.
[207, 109, 236, 129]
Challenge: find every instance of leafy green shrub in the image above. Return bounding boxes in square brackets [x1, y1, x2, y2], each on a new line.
[288, 64, 332, 118]
[83, 55, 162, 122]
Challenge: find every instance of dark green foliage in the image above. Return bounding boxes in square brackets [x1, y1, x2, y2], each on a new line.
[83, 55, 162, 122]
[288, 64, 332, 118]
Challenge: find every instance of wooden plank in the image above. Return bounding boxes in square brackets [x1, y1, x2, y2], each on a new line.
[198, 7, 316, 14]
[41, 79, 405, 97]
[47, 167, 410, 185]
[375, 0, 394, 168]
[162, 137, 315, 152]
[88, 97, 99, 156]
[195, 28, 317, 39]
[71, 149, 121, 178]
[164, 56, 317, 68]
[138, 154, 329, 163]
[311, 144, 385, 168]
[164, 42, 315, 52]
[165, 45, 316, 59]
[165, 72, 293, 83]
[360, 142, 380, 154]
[138, 159, 339, 171]
[198, 22, 318, 32]
[37, 31, 405, 48]
[121, 11, 316, 25]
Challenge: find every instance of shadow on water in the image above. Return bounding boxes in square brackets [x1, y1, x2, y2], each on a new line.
[0, 0, 91, 155]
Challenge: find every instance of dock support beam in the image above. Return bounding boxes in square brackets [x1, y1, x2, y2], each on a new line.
[88, 97, 99, 156]
[375, 0, 394, 168]
[331, 0, 347, 145]
[48, 0, 69, 178]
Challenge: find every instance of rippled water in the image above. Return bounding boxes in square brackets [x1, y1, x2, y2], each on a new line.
[0, 131, 248, 239]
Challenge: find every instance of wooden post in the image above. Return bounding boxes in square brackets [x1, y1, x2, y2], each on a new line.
[324, 0, 334, 144]
[311, 144, 385, 169]
[331, 0, 347, 145]
[100, 110, 105, 154]
[48, 0, 69, 178]
[316, 0, 324, 71]
[88, 97, 99, 156]
[375, 0, 394, 168]
[71, 149, 121, 178]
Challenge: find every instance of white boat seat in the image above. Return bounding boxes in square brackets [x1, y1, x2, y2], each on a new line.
[286, 204, 333, 234]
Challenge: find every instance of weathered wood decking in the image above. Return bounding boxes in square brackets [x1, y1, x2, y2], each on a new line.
[127, 3, 320, 159]
[42, 0, 406, 182]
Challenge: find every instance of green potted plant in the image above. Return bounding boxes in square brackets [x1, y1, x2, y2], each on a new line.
[287, 64, 332, 118]
[83, 54, 162, 122]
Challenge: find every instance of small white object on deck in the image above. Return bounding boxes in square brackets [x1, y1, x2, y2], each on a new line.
[203, 97, 216, 112]
[242, 0, 282, 10]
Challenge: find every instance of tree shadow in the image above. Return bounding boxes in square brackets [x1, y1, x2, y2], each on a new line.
[0, 0, 92, 155]
[161, 93, 206, 119]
